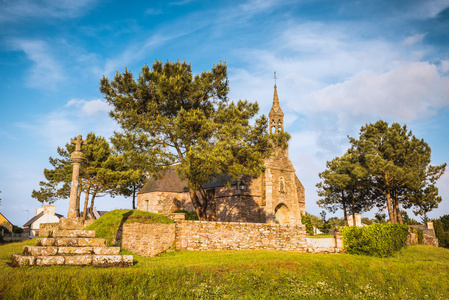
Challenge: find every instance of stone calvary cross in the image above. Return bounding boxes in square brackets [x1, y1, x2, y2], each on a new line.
[67, 135, 87, 220]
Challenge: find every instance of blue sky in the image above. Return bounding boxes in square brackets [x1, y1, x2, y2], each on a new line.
[1, 0, 449, 226]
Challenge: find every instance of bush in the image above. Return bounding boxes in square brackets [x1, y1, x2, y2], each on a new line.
[417, 229, 424, 245]
[173, 209, 198, 220]
[301, 214, 314, 236]
[341, 223, 409, 257]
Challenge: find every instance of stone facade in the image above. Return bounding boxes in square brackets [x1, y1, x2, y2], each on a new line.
[137, 85, 306, 225]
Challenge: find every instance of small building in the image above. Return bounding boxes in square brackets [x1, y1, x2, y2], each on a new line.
[23, 205, 63, 237]
[0, 212, 13, 233]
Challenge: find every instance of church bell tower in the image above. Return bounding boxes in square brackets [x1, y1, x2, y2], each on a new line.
[268, 73, 284, 134]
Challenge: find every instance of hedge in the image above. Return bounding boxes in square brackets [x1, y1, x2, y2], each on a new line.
[341, 223, 409, 257]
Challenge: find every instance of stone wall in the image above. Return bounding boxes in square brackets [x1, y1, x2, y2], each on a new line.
[117, 223, 176, 257]
[176, 220, 309, 251]
[407, 224, 438, 247]
[114, 220, 343, 257]
[136, 192, 193, 214]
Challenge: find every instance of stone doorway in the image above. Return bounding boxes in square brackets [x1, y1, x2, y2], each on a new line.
[275, 203, 290, 225]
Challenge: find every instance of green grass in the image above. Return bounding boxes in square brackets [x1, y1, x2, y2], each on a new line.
[1, 239, 448, 299]
[307, 234, 334, 238]
[85, 209, 174, 245]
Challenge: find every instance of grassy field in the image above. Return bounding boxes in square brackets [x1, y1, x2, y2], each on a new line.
[1, 240, 448, 299]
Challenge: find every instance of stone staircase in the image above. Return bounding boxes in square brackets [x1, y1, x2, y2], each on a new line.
[11, 219, 133, 267]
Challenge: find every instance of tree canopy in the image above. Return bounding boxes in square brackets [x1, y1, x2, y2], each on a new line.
[100, 60, 287, 220]
[32, 133, 137, 221]
[317, 120, 446, 224]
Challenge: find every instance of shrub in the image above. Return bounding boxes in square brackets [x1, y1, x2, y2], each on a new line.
[173, 209, 199, 220]
[301, 214, 314, 236]
[341, 223, 409, 257]
[417, 229, 424, 245]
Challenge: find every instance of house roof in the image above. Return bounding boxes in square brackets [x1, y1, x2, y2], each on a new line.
[138, 168, 189, 194]
[23, 212, 63, 227]
[139, 168, 242, 195]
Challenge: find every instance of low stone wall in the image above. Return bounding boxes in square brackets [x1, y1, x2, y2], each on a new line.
[176, 220, 308, 252]
[117, 223, 176, 257]
[306, 237, 342, 253]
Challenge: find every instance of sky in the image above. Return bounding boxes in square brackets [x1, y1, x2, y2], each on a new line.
[1, 0, 449, 227]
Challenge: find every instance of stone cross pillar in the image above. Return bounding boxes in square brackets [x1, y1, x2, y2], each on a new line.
[67, 135, 86, 219]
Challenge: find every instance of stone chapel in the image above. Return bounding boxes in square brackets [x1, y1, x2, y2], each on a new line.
[137, 84, 305, 225]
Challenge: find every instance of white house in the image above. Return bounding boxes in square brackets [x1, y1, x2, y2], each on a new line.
[23, 205, 63, 237]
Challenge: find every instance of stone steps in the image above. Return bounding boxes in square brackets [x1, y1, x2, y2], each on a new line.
[11, 218, 133, 267]
[12, 254, 133, 267]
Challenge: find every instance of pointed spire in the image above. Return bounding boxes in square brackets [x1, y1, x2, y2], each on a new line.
[269, 72, 284, 133]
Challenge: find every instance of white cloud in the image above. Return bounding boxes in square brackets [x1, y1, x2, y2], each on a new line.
[439, 60, 449, 74]
[403, 33, 427, 45]
[66, 99, 111, 116]
[9, 39, 64, 89]
[0, 0, 98, 23]
[305, 62, 449, 122]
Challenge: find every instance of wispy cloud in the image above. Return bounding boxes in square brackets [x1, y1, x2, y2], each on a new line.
[66, 99, 111, 116]
[404, 33, 427, 45]
[8, 39, 64, 89]
[16, 99, 118, 150]
[0, 0, 99, 23]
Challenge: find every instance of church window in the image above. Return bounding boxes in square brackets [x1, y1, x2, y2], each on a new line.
[145, 200, 149, 211]
[279, 176, 285, 193]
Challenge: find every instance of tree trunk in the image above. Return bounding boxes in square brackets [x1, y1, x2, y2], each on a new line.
[132, 184, 136, 210]
[351, 191, 356, 226]
[189, 188, 207, 220]
[82, 182, 91, 221]
[342, 192, 348, 226]
[386, 190, 396, 223]
[394, 192, 403, 224]
[76, 187, 82, 217]
[89, 193, 96, 219]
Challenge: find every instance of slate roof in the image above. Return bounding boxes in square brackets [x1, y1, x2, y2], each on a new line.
[138, 168, 189, 194]
[23, 212, 63, 227]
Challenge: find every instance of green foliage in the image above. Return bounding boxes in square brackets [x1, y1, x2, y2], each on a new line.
[433, 219, 448, 248]
[173, 209, 198, 220]
[417, 229, 424, 245]
[100, 60, 287, 220]
[341, 223, 409, 257]
[300, 213, 314, 235]
[1, 240, 449, 299]
[86, 209, 173, 245]
[318, 120, 446, 225]
[440, 214, 449, 231]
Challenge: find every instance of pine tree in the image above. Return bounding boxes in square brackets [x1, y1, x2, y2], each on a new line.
[100, 60, 286, 220]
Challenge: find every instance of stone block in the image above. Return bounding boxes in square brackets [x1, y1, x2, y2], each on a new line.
[55, 238, 79, 247]
[35, 256, 65, 266]
[65, 255, 93, 266]
[50, 230, 96, 238]
[93, 247, 120, 255]
[122, 255, 134, 266]
[58, 246, 93, 255]
[36, 238, 56, 246]
[11, 254, 36, 266]
[92, 255, 124, 267]
[58, 217, 84, 230]
[77, 238, 107, 247]
[23, 246, 58, 256]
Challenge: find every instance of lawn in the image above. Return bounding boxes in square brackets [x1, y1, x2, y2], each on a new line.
[1, 239, 448, 299]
